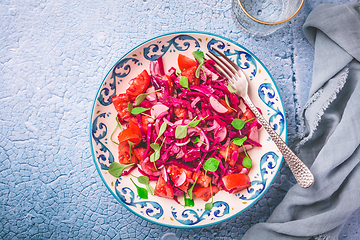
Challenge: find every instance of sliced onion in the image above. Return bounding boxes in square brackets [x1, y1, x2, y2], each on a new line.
[175, 138, 191, 146]
[191, 96, 201, 109]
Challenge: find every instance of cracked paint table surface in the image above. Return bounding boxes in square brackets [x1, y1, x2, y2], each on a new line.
[1, 0, 359, 239]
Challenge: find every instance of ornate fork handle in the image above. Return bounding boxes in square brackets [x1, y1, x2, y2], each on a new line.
[243, 95, 314, 188]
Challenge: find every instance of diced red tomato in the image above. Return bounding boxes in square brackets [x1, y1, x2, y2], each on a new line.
[165, 75, 175, 96]
[141, 116, 152, 135]
[128, 117, 142, 138]
[241, 109, 255, 123]
[222, 173, 251, 192]
[181, 65, 200, 86]
[178, 54, 197, 71]
[219, 142, 239, 167]
[168, 165, 193, 192]
[133, 147, 146, 162]
[174, 107, 186, 119]
[154, 175, 174, 199]
[193, 185, 219, 202]
[126, 69, 150, 101]
[118, 128, 142, 146]
[118, 142, 138, 164]
[111, 93, 131, 122]
[192, 171, 211, 188]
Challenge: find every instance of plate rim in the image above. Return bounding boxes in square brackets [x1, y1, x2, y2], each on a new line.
[89, 30, 287, 229]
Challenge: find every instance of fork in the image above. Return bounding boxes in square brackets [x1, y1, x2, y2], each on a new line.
[207, 47, 314, 189]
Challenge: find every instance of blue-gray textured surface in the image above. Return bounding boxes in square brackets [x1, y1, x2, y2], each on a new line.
[0, 0, 358, 239]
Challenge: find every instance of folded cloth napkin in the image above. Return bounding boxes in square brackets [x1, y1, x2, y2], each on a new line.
[243, 2, 360, 240]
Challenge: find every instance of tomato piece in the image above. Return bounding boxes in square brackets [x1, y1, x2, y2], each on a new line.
[193, 185, 219, 202]
[178, 54, 197, 71]
[192, 171, 211, 188]
[133, 147, 146, 162]
[118, 128, 142, 146]
[126, 70, 150, 101]
[181, 65, 200, 86]
[165, 75, 175, 96]
[154, 175, 174, 199]
[174, 107, 186, 119]
[141, 116, 152, 135]
[129, 117, 142, 138]
[168, 165, 192, 192]
[118, 142, 138, 164]
[222, 174, 251, 192]
[219, 142, 239, 167]
[111, 93, 131, 122]
[241, 109, 255, 123]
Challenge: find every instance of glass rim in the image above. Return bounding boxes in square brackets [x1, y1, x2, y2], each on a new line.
[237, 0, 305, 25]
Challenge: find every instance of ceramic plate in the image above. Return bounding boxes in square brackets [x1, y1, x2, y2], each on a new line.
[90, 31, 286, 228]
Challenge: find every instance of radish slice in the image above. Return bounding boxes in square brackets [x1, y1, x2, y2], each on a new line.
[146, 86, 157, 102]
[209, 96, 228, 113]
[175, 172, 186, 187]
[248, 126, 259, 143]
[215, 126, 227, 142]
[151, 103, 169, 118]
[239, 144, 253, 153]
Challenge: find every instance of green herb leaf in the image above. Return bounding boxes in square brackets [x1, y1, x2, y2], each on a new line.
[108, 162, 135, 178]
[227, 83, 237, 93]
[193, 137, 201, 143]
[231, 119, 246, 130]
[187, 175, 199, 200]
[134, 89, 161, 106]
[204, 181, 214, 211]
[205, 202, 213, 211]
[110, 117, 122, 145]
[242, 155, 252, 169]
[130, 178, 148, 199]
[149, 150, 160, 162]
[231, 118, 254, 130]
[184, 198, 195, 207]
[179, 76, 189, 90]
[232, 136, 247, 146]
[146, 184, 154, 195]
[175, 125, 188, 139]
[192, 50, 205, 78]
[203, 158, 220, 172]
[135, 175, 154, 195]
[137, 175, 149, 185]
[131, 107, 150, 115]
[225, 95, 237, 112]
[150, 142, 160, 151]
[155, 121, 167, 142]
[128, 102, 133, 113]
[188, 115, 208, 127]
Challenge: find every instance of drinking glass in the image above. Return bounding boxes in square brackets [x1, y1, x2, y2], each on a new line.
[232, 0, 305, 37]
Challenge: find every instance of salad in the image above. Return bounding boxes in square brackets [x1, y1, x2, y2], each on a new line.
[109, 50, 262, 208]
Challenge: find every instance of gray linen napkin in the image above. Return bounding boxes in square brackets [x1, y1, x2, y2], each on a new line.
[243, 2, 360, 240]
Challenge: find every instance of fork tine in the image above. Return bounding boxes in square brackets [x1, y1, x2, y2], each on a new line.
[206, 49, 245, 84]
[211, 47, 240, 72]
[205, 53, 235, 84]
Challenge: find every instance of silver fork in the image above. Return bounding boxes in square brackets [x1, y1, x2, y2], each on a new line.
[207, 47, 314, 189]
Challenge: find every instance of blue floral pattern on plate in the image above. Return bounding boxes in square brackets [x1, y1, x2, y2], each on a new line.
[90, 32, 286, 228]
